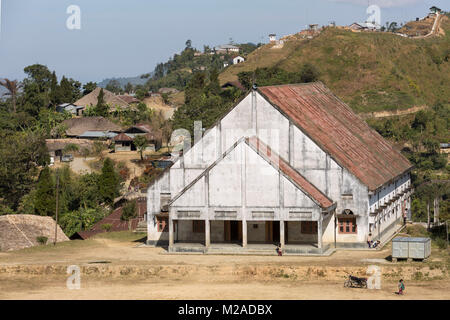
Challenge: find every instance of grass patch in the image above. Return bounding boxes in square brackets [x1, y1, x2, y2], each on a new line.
[92, 231, 146, 242]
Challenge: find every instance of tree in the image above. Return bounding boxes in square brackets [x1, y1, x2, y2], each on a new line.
[98, 158, 119, 205]
[0, 131, 49, 210]
[34, 166, 56, 217]
[0, 79, 21, 113]
[94, 88, 109, 116]
[134, 135, 149, 160]
[49, 72, 62, 108]
[83, 82, 97, 95]
[22, 64, 53, 115]
[124, 82, 134, 94]
[105, 80, 122, 94]
[300, 63, 319, 83]
[59, 76, 81, 103]
[121, 200, 137, 221]
[387, 22, 399, 32]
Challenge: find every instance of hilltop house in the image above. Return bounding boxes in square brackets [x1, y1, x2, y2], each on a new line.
[46, 138, 101, 164]
[349, 22, 382, 31]
[74, 87, 137, 113]
[233, 56, 245, 64]
[114, 123, 161, 152]
[215, 44, 240, 54]
[145, 82, 413, 254]
[61, 116, 122, 138]
[56, 103, 85, 116]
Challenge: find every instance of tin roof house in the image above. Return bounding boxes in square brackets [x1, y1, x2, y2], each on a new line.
[146, 82, 413, 254]
[114, 123, 162, 153]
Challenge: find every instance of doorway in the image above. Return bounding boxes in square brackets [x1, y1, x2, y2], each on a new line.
[224, 221, 242, 242]
[265, 221, 280, 243]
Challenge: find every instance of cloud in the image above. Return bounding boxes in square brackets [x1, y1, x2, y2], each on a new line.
[328, 0, 422, 8]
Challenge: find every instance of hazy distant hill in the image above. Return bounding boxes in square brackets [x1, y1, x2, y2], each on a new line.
[97, 75, 151, 89]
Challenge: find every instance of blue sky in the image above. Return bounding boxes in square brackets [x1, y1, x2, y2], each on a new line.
[0, 0, 448, 83]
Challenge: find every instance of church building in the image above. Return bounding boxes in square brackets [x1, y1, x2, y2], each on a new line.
[146, 82, 413, 254]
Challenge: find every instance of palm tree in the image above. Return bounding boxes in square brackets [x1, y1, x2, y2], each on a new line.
[0, 78, 21, 113]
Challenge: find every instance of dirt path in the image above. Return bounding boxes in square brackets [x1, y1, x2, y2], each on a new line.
[360, 105, 428, 119]
[0, 277, 448, 300]
[0, 235, 448, 300]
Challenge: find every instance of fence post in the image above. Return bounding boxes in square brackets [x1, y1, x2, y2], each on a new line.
[446, 221, 448, 247]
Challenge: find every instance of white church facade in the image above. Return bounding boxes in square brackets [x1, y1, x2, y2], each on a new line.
[146, 82, 413, 254]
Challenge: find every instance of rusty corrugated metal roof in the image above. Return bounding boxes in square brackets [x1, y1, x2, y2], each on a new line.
[76, 200, 147, 240]
[114, 133, 133, 142]
[246, 136, 335, 209]
[258, 82, 413, 191]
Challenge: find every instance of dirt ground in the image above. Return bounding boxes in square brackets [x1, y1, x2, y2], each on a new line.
[0, 233, 448, 300]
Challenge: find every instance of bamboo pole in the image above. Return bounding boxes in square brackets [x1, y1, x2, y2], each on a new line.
[54, 173, 59, 246]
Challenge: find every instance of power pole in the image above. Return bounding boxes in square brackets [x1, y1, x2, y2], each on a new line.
[54, 172, 60, 246]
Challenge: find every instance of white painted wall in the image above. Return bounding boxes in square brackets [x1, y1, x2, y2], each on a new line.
[147, 90, 410, 246]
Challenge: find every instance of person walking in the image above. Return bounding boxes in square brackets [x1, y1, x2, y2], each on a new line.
[397, 279, 405, 295]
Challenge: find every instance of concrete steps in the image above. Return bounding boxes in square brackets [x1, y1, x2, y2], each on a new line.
[134, 221, 147, 233]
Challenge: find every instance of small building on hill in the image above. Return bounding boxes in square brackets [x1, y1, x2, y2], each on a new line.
[61, 116, 122, 138]
[117, 95, 140, 105]
[74, 87, 137, 113]
[114, 123, 161, 152]
[440, 143, 450, 154]
[349, 22, 381, 31]
[56, 103, 85, 116]
[233, 56, 245, 64]
[46, 138, 102, 163]
[159, 88, 179, 95]
[215, 44, 240, 54]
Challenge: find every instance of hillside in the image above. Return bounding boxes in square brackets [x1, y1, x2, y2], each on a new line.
[98, 75, 149, 89]
[220, 15, 450, 113]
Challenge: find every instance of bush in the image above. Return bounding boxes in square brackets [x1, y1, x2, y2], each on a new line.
[101, 223, 112, 232]
[434, 238, 448, 249]
[36, 236, 48, 245]
[121, 200, 137, 221]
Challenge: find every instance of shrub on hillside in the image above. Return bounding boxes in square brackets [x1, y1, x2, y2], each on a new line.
[121, 200, 137, 221]
[36, 236, 48, 245]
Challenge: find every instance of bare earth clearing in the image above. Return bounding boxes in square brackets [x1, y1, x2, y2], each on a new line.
[0, 233, 448, 300]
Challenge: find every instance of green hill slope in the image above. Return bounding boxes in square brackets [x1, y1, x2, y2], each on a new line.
[220, 15, 450, 113]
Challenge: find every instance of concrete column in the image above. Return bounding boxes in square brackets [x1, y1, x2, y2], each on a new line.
[205, 219, 210, 247]
[288, 122, 294, 165]
[280, 220, 285, 248]
[317, 217, 323, 249]
[242, 219, 247, 247]
[169, 217, 174, 249]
